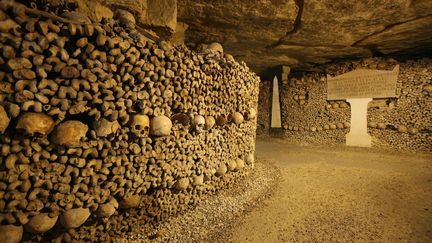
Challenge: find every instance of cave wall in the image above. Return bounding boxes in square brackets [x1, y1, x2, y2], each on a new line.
[258, 58, 432, 152]
[0, 2, 259, 242]
[17, 0, 177, 39]
[178, 0, 432, 73]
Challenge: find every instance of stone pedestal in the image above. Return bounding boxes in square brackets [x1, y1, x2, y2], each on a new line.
[346, 98, 372, 147]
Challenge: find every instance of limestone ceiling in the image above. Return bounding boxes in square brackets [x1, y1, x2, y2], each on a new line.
[177, 0, 432, 73]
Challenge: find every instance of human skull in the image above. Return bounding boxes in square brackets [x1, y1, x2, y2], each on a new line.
[232, 112, 244, 125]
[115, 9, 136, 27]
[245, 153, 255, 165]
[236, 158, 245, 171]
[171, 113, 190, 127]
[24, 213, 58, 233]
[130, 114, 150, 137]
[59, 208, 90, 229]
[192, 115, 205, 133]
[215, 115, 227, 126]
[96, 198, 118, 218]
[247, 108, 257, 120]
[225, 53, 235, 63]
[176, 178, 190, 191]
[192, 174, 204, 186]
[16, 112, 55, 137]
[150, 115, 172, 136]
[205, 116, 215, 130]
[0, 105, 10, 133]
[51, 121, 88, 147]
[93, 119, 120, 137]
[227, 160, 237, 172]
[0, 225, 22, 243]
[215, 164, 227, 177]
[61, 11, 91, 23]
[207, 42, 223, 53]
[119, 195, 141, 209]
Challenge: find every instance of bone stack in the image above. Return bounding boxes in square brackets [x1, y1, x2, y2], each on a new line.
[265, 57, 431, 151]
[0, 2, 260, 242]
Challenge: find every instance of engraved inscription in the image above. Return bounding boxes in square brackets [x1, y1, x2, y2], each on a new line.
[327, 65, 399, 100]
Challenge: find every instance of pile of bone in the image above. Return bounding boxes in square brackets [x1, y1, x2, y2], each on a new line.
[280, 73, 350, 134]
[0, 1, 260, 242]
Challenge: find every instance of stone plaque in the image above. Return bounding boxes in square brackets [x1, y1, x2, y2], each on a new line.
[327, 65, 399, 100]
[326, 65, 399, 148]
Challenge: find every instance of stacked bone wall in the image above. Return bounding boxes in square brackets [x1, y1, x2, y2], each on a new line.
[0, 2, 260, 242]
[257, 58, 431, 152]
[256, 79, 271, 136]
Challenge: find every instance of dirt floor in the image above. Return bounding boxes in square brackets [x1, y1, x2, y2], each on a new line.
[231, 138, 432, 242]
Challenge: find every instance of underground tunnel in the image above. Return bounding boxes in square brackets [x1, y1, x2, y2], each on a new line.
[0, 0, 431, 242]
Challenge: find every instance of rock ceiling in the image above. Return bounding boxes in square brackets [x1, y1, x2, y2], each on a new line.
[178, 0, 432, 73]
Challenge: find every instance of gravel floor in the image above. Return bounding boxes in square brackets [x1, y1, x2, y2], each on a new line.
[123, 159, 279, 242]
[232, 139, 432, 242]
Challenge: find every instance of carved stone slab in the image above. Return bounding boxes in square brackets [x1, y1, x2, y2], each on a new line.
[327, 65, 399, 100]
[326, 66, 399, 147]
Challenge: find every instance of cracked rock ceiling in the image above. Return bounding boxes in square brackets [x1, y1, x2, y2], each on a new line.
[178, 0, 432, 74]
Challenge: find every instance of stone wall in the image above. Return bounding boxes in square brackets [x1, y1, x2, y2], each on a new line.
[258, 58, 432, 152]
[0, 2, 259, 242]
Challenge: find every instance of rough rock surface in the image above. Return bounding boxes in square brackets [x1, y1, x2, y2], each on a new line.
[178, 0, 432, 73]
[33, 0, 176, 37]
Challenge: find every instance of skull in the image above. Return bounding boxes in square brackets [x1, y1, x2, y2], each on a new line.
[192, 115, 205, 133]
[59, 208, 90, 229]
[0, 225, 22, 243]
[215, 115, 227, 126]
[93, 119, 120, 137]
[130, 114, 150, 138]
[119, 195, 141, 209]
[96, 198, 118, 218]
[205, 116, 215, 130]
[192, 174, 204, 186]
[236, 158, 245, 171]
[246, 108, 257, 120]
[215, 163, 227, 177]
[51, 120, 88, 148]
[171, 113, 190, 127]
[227, 160, 237, 172]
[16, 112, 55, 137]
[245, 153, 255, 165]
[150, 115, 172, 136]
[176, 178, 190, 191]
[207, 42, 224, 53]
[225, 53, 235, 63]
[232, 112, 244, 125]
[0, 105, 10, 133]
[115, 9, 136, 27]
[25, 213, 58, 233]
[61, 11, 91, 23]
